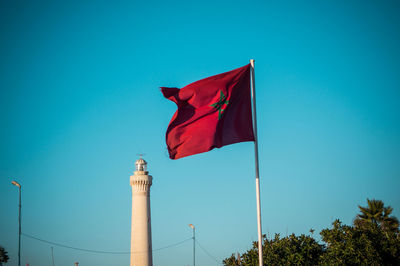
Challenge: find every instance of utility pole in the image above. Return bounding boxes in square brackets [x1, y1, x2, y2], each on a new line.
[11, 181, 22, 266]
[51, 247, 55, 266]
[189, 224, 195, 266]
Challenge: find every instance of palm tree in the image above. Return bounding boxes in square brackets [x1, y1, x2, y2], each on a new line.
[354, 199, 399, 232]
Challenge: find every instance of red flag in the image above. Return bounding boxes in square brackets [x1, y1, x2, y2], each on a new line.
[161, 64, 255, 159]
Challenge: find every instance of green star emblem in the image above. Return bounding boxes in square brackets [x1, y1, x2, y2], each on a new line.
[210, 90, 229, 120]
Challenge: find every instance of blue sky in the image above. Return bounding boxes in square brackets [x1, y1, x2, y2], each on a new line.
[1, 0, 399, 265]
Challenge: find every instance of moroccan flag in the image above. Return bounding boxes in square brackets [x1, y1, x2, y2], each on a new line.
[161, 64, 255, 159]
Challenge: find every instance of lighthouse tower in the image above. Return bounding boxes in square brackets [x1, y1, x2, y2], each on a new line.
[130, 157, 153, 266]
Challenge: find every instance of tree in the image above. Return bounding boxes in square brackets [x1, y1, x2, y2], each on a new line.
[262, 233, 325, 265]
[354, 199, 399, 232]
[320, 219, 400, 265]
[223, 233, 325, 265]
[223, 252, 242, 266]
[0, 246, 9, 266]
[223, 199, 400, 265]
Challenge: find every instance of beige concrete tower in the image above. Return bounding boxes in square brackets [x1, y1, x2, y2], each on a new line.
[130, 157, 153, 266]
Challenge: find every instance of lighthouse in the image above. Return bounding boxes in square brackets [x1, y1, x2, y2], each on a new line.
[130, 157, 153, 266]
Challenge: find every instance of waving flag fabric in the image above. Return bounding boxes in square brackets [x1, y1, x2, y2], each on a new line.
[161, 64, 254, 159]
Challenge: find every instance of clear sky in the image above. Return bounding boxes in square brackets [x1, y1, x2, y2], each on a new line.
[1, 0, 399, 265]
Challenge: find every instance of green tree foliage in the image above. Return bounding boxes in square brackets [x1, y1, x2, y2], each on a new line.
[223, 233, 324, 265]
[223, 253, 242, 266]
[223, 199, 400, 266]
[263, 233, 324, 265]
[354, 198, 399, 232]
[320, 219, 400, 265]
[0, 246, 9, 266]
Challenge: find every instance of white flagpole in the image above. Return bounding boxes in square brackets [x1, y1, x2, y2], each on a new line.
[250, 59, 263, 266]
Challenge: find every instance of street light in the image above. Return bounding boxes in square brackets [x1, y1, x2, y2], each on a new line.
[188, 224, 195, 266]
[11, 180, 21, 266]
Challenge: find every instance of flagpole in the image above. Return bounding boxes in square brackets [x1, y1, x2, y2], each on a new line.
[250, 59, 263, 266]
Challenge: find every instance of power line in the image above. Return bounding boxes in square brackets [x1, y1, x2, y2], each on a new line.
[22, 233, 192, 254]
[195, 239, 222, 265]
[22, 233, 129, 254]
[23, 232, 223, 264]
[153, 238, 192, 252]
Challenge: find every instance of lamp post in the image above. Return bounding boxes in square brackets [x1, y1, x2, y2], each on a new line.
[188, 224, 195, 266]
[11, 181, 21, 266]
